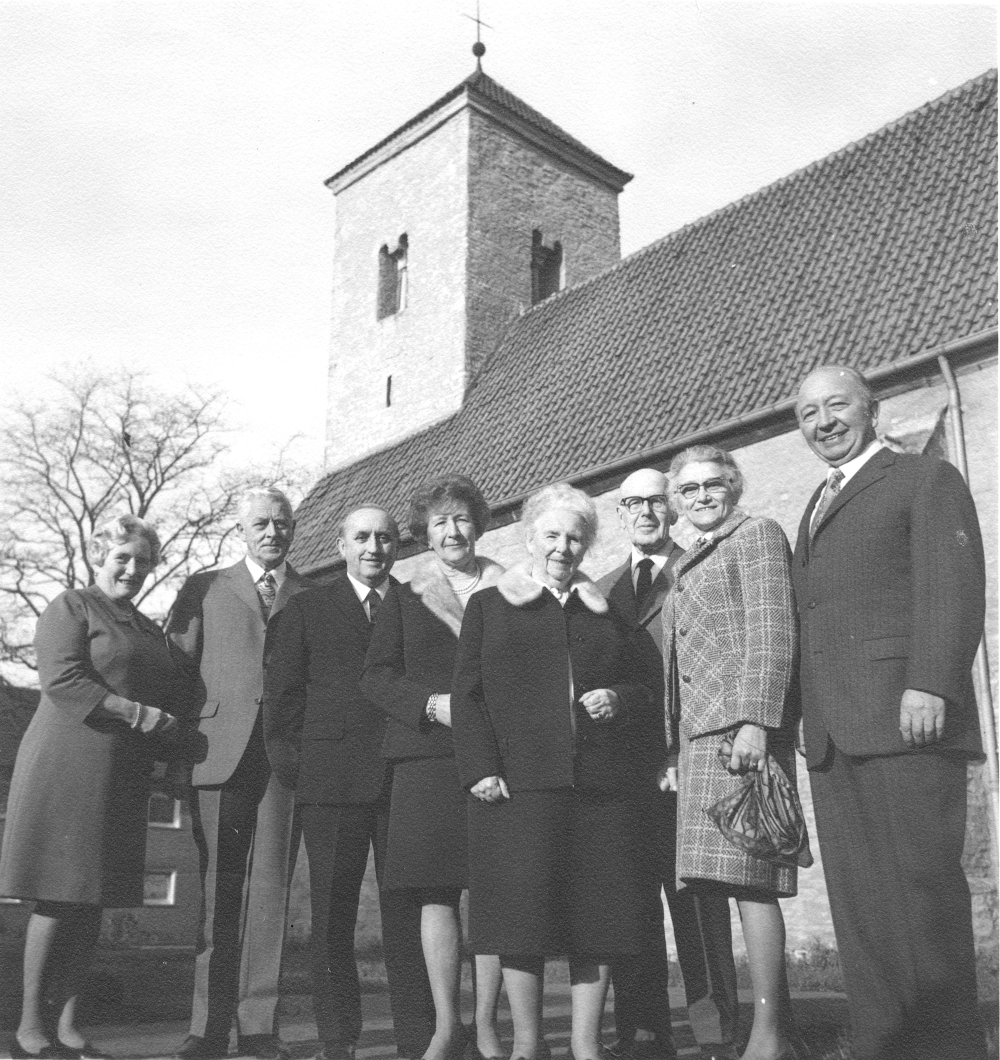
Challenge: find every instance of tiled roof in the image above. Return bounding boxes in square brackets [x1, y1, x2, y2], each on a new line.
[294, 70, 998, 573]
[326, 68, 630, 189]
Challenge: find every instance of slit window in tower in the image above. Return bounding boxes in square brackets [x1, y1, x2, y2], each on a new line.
[377, 234, 408, 319]
[531, 230, 563, 305]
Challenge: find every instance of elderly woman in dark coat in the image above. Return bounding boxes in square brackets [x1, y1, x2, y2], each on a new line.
[0, 515, 180, 1059]
[663, 445, 802, 1060]
[361, 474, 505, 1060]
[451, 483, 647, 1060]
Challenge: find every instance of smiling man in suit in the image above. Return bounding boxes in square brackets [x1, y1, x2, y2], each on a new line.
[168, 487, 312, 1060]
[264, 507, 433, 1060]
[597, 468, 739, 1060]
[793, 365, 986, 1060]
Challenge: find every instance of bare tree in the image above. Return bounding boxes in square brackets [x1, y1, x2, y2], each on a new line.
[0, 367, 310, 670]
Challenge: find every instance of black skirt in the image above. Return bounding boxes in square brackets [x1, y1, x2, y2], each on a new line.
[467, 787, 641, 958]
[383, 756, 468, 891]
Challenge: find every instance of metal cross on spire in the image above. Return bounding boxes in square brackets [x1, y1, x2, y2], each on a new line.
[463, 0, 492, 71]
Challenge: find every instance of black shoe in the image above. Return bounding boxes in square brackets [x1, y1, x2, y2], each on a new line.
[699, 1046, 740, 1060]
[237, 1036, 290, 1060]
[314, 1044, 356, 1060]
[175, 1036, 231, 1060]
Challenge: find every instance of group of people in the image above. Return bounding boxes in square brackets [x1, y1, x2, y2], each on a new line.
[0, 363, 988, 1060]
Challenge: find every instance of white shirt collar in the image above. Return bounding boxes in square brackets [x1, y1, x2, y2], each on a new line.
[346, 572, 390, 604]
[245, 557, 287, 587]
[630, 544, 672, 576]
[531, 572, 572, 606]
[831, 440, 884, 487]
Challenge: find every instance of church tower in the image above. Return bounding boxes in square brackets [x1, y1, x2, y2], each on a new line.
[323, 58, 632, 469]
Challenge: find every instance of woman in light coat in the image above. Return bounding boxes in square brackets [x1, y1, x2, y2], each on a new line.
[663, 445, 802, 1060]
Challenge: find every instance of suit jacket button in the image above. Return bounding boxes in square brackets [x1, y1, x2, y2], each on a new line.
[808, 601, 817, 609]
[681, 675, 691, 683]
[679, 628, 688, 636]
[256, 696, 264, 705]
[675, 582, 684, 592]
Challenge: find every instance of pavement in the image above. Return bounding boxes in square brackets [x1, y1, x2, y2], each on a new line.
[0, 987, 856, 1060]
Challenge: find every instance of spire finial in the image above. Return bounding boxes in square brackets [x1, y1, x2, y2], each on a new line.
[463, 1, 491, 71]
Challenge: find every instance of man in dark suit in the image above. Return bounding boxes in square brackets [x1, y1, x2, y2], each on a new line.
[264, 507, 433, 1060]
[597, 468, 739, 1060]
[168, 487, 312, 1060]
[793, 365, 986, 1060]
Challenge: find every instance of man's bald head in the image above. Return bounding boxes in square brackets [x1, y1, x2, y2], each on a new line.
[337, 506, 399, 587]
[617, 467, 676, 553]
[796, 364, 879, 468]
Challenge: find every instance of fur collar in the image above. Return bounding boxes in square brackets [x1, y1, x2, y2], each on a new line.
[408, 556, 505, 636]
[497, 563, 608, 613]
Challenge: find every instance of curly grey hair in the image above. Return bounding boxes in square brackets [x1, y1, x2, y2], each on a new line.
[88, 514, 161, 566]
[668, 444, 745, 506]
[520, 482, 599, 550]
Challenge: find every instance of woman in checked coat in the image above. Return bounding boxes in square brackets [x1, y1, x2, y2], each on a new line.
[662, 445, 803, 1060]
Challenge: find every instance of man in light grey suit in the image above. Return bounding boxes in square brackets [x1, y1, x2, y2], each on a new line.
[168, 487, 312, 1060]
[598, 468, 739, 1060]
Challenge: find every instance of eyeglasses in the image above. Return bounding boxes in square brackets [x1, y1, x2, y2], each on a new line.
[620, 495, 670, 514]
[674, 479, 731, 501]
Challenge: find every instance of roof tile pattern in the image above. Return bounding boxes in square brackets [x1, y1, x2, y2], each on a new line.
[294, 71, 998, 572]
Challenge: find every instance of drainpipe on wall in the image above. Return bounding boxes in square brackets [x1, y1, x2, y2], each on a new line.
[936, 353, 999, 855]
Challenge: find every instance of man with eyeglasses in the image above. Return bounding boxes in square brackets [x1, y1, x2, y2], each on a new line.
[597, 469, 739, 1060]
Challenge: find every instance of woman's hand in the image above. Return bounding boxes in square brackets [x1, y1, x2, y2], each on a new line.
[470, 775, 510, 803]
[433, 693, 452, 728]
[581, 688, 620, 723]
[657, 764, 678, 793]
[728, 723, 767, 773]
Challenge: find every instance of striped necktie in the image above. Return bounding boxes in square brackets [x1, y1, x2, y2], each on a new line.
[256, 572, 277, 619]
[810, 468, 845, 538]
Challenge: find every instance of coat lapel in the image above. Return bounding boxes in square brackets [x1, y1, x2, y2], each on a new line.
[674, 510, 749, 578]
[227, 561, 266, 623]
[606, 560, 638, 626]
[811, 446, 895, 540]
[270, 564, 309, 620]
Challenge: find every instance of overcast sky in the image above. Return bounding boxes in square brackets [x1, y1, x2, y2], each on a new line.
[1, 0, 995, 469]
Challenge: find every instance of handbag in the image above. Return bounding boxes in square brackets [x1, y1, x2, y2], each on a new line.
[706, 743, 814, 869]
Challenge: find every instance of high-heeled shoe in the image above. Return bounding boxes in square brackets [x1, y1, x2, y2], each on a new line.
[10, 1037, 59, 1059]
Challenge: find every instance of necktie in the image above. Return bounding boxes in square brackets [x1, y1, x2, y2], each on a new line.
[366, 589, 381, 624]
[256, 572, 277, 619]
[634, 558, 654, 609]
[811, 468, 845, 538]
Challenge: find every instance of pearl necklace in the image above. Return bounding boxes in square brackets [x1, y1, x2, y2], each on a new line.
[442, 563, 482, 596]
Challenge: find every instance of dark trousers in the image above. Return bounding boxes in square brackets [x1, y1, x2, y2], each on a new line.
[810, 745, 985, 1060]
[190, 724, 297, 1041]
[301, 787, 433, 1057]
[612, 788, 738, 1045]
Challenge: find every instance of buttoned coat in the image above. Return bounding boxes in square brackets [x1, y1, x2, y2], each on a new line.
[0, 586, 180, 906]
[452, 565, 650, 793]
[264, 575, 397, 804]
[791, 446, 985, 766]
[663, 511, 800, 895]
[167, 560, 312, 786]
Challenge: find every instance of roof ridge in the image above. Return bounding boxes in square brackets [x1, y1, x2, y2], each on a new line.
[514, 67, 997, 320]
[328, 66, 629, 188]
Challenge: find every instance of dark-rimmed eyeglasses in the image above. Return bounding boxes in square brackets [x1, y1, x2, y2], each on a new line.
[674, 479, 730, 501]
[619, 495, 670, 514]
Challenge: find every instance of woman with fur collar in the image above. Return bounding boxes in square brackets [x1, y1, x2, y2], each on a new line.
[361, 474, 504, 1060]
[452, 483, 648, 1060]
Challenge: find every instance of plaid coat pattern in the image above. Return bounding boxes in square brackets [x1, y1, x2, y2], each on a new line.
[663, 511, 800, 896]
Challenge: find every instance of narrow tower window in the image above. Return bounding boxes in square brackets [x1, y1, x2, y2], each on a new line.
[386, 375, 393, 408]
[531, 229, 563, 305]
[378, 233, 408, 319]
